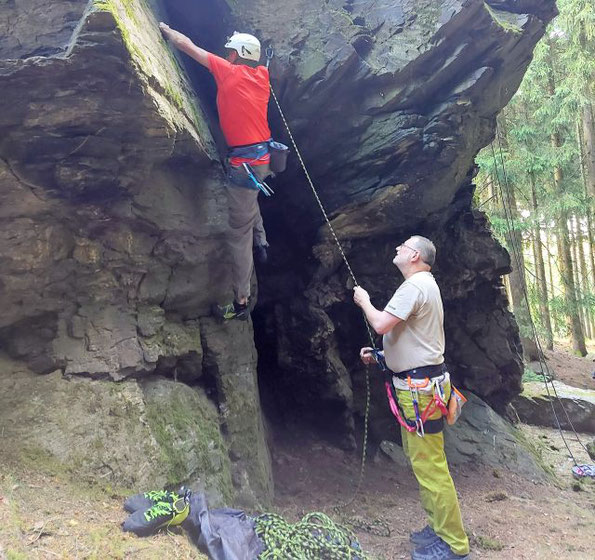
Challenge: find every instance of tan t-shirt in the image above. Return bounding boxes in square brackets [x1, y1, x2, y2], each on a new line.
[383, 271, 444, 373]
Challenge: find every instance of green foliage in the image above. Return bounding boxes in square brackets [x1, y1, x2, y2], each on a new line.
[475, 0, 595, 347]
[522, 367, 553, 383]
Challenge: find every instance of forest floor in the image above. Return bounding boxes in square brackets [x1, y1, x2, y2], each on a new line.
[0, 346, 593, 560]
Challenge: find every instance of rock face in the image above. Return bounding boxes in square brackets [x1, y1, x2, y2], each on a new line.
[0, 0, 272, 504]
[0, 0, 556, 495]
[511, 381, 595, 434]
[215, 0, 555, 437]
[0, 355, 233, 505]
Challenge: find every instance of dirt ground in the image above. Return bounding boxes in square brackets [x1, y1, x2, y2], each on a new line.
[0, 466, 207, 560]
[543, 342, 595, 390]
[271, 423, 594, 560]
[1, 347, 594, 560]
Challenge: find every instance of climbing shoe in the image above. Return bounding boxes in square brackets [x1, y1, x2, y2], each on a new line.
[123, 487, 186, 513]
[412, 538, 469, 560]
[410, 525, 440, 547]
[122, 495, 191, 537]
[254, 244, 268, 264]
[214, 300, 249, 321]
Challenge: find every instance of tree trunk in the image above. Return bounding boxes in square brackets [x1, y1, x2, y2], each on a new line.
[582, 103, 595, 199]
[586, 211, 595, 289]
[570, 216, 588, 339]
[576, 218, 593, 339]
[530, 175, 554, 349]
[577, 118, 595, 289]
[545, 227, 555, 304]
[545, 40, 587, 356]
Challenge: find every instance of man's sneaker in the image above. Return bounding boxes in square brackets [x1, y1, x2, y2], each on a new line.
[254, 244, 268, 264]
[122, 496, 190, 537]
[124, 489, 181, 513]
[410, 525, 440, 547]
[214, 300, 249, 321]
[412, 537, 470, 560]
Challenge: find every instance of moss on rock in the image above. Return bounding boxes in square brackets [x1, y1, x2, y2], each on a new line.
[0, 356, 233, 505]
[91, 0, 215, 154]
[142, 379, 233, 504]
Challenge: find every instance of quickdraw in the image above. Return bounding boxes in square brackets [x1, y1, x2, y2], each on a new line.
[242, 162, 275, 196]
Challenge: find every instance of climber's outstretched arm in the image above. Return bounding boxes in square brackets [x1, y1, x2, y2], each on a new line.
[159, 22, 210, 69]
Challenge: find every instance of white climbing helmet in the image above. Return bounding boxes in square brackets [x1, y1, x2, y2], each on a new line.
[224, 31, 261, 62]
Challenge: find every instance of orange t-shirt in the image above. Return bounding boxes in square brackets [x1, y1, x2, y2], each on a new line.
[207, 53, 271, 148]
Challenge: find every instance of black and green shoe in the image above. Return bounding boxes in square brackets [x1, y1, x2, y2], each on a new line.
[124, 488, 182, 513]
[122, 496, 190, 537]
[213, 300, 249, 321]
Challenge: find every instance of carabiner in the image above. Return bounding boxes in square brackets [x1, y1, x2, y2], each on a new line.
[265, 45, 274, 68]
[371, 348, 387, 371]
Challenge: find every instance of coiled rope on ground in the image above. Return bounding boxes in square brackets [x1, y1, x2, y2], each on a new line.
[254, 511, 369, 560]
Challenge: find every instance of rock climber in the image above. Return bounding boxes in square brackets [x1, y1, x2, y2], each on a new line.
[353, 235, 470, 560]
[159, 23, 273, 321]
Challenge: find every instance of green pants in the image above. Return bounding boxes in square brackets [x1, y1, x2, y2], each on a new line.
[398, 383, 470, 556]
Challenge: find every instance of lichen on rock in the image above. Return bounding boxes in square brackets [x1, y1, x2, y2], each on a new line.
[0, 355, 233, 505]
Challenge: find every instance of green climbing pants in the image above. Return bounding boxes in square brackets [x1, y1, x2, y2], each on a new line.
[398, 382, 470, 556]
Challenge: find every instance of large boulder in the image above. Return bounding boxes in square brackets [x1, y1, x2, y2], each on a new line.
[0, 355, 233, 505]
[511, 381, 595, 434]
[443, 391, 549, 480]
[0, 0, 273, 504]
[183, 0, 555, 437]
[0, 0, 557, 493]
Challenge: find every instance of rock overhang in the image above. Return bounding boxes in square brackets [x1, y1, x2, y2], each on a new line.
[0, 0, 558, 455]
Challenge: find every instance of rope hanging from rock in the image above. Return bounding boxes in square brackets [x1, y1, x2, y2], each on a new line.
[490, 128, 592, 472]
[267, 46, 374, 509]
[254, 511, 369, 559]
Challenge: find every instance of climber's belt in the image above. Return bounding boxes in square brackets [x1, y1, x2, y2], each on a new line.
[227, 140, 271, 160]
[394, 363, 446, 380]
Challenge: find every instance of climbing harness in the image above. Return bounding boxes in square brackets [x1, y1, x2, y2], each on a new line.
[227, 141, 274, 195]
[372, 349, 463, 436]
[490, 127, 595, 476]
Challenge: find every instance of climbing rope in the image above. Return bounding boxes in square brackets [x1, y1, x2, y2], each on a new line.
[254, 511, 369, 559]
[490, 129, 591, 466]
[267, 47, 378, 509]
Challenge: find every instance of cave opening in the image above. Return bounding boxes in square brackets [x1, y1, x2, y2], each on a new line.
[160, 0, 346, 444]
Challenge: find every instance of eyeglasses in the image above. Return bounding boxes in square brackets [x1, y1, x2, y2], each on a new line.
[398, 243, 418, 254]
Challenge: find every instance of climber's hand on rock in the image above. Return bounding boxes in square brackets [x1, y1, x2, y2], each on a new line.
[159, 22, 172, 37]
[159, 22, 191, 50]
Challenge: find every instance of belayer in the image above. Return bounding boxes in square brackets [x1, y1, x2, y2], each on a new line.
[353, 235, 470, 560]
[160, 22, 283, 321]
